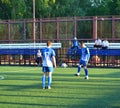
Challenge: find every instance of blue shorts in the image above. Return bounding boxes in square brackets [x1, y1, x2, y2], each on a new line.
[79, 60, 87, 66]
[42, 67, 53, 72]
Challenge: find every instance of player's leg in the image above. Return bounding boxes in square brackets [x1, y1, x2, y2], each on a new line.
[42, 67, 46, 89]
[84, 66, 89, 79]
[48, 72, 52, 89]
[42, 73, 46, 89]
[75, 62, 82, 76]
[47, 67, 53, 89]
[77, 64, 82, 76]
[82, 61, 89, 79]
[75, 60, 83, 76]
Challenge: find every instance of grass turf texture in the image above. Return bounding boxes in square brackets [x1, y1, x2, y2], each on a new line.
[0, 66, 120, 108]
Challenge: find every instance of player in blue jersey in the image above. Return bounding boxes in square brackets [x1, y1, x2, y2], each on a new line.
[75, 41, 90, 79]
[41, 41, 56, 89]
[72, 37, 79, 49]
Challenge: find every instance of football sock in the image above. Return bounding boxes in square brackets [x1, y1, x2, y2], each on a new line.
[48, 76, 52, 87]
[77, 65, 81, 74]
[84, 68, 88, 76]
[42, 75, 46, 88]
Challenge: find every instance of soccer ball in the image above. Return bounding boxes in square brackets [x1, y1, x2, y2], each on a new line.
[61, 63, 67, 68]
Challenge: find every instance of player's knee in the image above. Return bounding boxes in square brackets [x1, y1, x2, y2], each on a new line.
[48, 72, 52, 77]
[78, 65, 81, 68]
[84, 66, 87, 70]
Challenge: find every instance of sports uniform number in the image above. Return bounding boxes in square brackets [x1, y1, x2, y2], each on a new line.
[44, 52, 49, 58]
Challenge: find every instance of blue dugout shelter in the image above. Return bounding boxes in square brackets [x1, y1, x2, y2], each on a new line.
[0, 43, 62, 66]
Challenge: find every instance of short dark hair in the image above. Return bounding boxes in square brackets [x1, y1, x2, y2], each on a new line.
[80, 41, 84, 45]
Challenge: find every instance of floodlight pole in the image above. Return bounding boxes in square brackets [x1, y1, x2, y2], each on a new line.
[93, 16, 97, 39]
[33, 0, 36, 58]
[33, 0, 36, 43]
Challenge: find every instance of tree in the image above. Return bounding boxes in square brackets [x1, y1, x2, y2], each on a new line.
[11, 0, 26, 19]
[87, 0, 114, 16]
[0, 0, 27, 19]
[108, 0, 120, 15]
[0, 0, 11, 19]
[51, 0, 86, 17]
[0, 0, 119, 20]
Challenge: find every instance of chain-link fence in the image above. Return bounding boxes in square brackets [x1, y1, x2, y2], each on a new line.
[0, 16, 120, 67]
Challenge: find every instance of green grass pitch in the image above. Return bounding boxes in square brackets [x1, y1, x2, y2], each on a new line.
[0, 66, 120, 108]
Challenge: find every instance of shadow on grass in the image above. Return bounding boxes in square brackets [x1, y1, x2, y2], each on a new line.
[0, 68, 120, 108]
[90, 71, 120, 78]
[0, 101, 69, 107]
[0, 83, 41, 91]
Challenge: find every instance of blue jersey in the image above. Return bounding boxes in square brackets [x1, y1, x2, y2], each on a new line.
[80, 47, 90, 62]
[72, 40, 79, 47]
[41, 47, 55, 67]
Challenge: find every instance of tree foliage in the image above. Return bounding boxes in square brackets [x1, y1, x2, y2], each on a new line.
[0, 0, 119, 20]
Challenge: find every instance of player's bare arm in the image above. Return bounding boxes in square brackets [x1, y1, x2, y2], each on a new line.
[52, 56, 56, 68]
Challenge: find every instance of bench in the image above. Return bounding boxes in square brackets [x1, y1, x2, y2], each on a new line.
[68, 42, 120, 56]
[67, 42, 120, 66]
[0, 43, 62, 65]
[84, 42, 120, 56]
[0, 43, 62, 55]
[85, 42, 120, 49]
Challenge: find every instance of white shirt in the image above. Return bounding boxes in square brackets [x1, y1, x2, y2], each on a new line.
[37, 51, 41, 57]
[102, 40, 109, 47]
[95, 39, 102, 45]
[42, 47, 55, 67]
